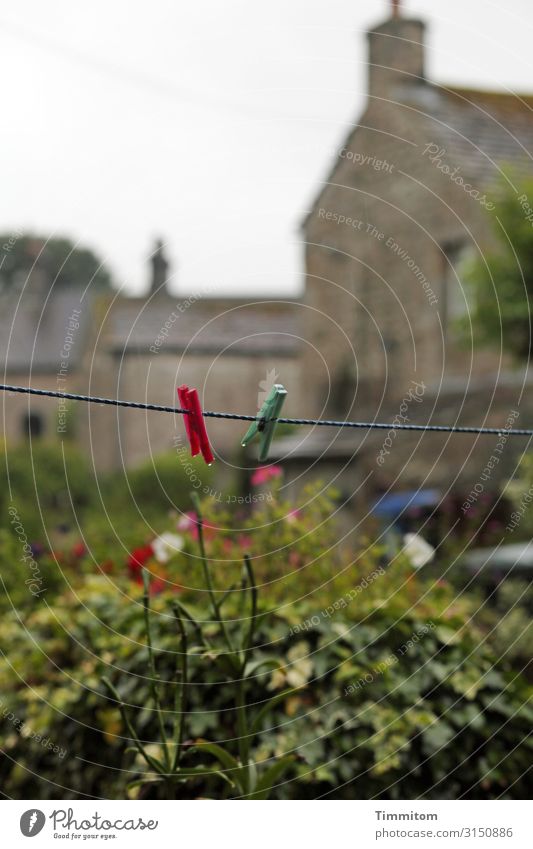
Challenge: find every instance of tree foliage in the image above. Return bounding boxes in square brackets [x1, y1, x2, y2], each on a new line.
[462, 174, 533, 359]
[0, 233, 113, 292]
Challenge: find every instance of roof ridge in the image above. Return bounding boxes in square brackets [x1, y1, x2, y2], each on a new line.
[438, 84, 533, 105]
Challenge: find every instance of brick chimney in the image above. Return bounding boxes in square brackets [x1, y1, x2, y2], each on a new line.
[366, 6, 426, 101]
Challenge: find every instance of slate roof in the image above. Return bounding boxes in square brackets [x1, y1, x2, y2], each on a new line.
[424, 85, 533, 183]
[0, 286, 300, 371]
[107, 297, 301, 356]
[0, 286, 92, 373]
[303, 81, 533, 228]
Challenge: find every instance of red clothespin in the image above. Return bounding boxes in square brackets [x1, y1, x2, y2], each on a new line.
[177, 385, 214, 465]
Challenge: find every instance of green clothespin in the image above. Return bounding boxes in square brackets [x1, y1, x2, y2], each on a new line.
[242, 384, 287, 462]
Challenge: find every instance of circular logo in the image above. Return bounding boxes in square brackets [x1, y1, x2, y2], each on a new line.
[20, 810, 46, 837]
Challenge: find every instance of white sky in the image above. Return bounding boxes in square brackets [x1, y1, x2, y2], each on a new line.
[1, 0, 532, 296]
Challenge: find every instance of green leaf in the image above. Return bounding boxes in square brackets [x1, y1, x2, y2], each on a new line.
[248, 755, 296, 799]
[189, 740, 240, 772]
[422, 722, 455, 755]
[250, 688, 303, 736]
[245, 658, 283, 677]
[176, 765, 234, 786]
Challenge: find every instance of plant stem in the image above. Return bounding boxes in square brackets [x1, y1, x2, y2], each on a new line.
[171, 603, 188, 772]
[236, 675, 250, 791]
[193, 499, 234, 656]
[142, 568, 171, 772]
[243, 554, 258, 660]
[102, 677, 163, 775]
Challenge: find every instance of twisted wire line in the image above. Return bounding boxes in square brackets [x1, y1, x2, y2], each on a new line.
[0, 383, 531, 438]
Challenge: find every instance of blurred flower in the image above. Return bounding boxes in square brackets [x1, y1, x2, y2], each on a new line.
[402, 533, 435, 568]
[151, 532, 184, 564]
[30, 543, 45, 559]
[127, 544, 154, 578]
[150, 577, 167, 595]
[286, 509, 301, 524]
[251, 466, 282, 486]
[289, 551, 302, 568]
[177, 511, 197, 532]
[177, 511, 216, 542]
[72, 542, 86, 558]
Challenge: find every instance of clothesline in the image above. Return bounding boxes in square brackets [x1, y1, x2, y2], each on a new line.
[1, 383, 532, 438]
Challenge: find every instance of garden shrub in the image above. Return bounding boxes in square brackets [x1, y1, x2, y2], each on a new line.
[0, 482, 530, 799]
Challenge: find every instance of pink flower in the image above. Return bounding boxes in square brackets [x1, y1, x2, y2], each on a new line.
[289, 551, 302, 568]
[286, 509, 300, 524]
[251, 466, 282, 487]
[176, 511, 216, 542]
[177, 511, 197, 532]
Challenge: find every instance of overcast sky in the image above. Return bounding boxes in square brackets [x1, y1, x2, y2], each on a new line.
[1, 0, 532, 296]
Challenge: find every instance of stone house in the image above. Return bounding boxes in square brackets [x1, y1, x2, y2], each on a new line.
[3, 2, 533, 511]
[294, 2, 533, 503]
[0, 246, 300, 480]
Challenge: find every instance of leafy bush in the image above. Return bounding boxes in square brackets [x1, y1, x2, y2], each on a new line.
[480, 579, 532, 671]
[460, 172, 533, 360]
[98, 451, 213, 527]
[0, 441, 97, 540]
[0, 485, 530, 799]
[503, 452, 533, 540]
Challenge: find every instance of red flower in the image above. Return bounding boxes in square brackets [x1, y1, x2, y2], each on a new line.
[72, 542, 86, 558]
[150, 578, 166, 595]
[127, 544, 154, 578]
